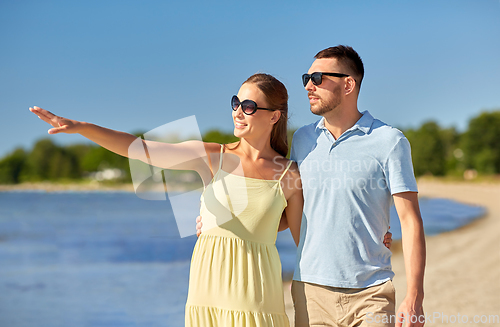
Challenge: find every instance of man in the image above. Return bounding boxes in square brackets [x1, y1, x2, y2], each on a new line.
[198, 45, 425, 327]
[287, 45, 425, 327]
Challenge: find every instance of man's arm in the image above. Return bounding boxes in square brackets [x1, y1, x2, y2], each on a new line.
[278, 211, 289, 232]
[393, 191, 426, 327]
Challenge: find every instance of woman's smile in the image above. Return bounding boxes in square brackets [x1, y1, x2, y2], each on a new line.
[234, 121, 247, 129]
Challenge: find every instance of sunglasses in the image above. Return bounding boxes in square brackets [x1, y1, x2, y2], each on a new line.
[302, 72, 350, 87]
[231, 95, 276, 115]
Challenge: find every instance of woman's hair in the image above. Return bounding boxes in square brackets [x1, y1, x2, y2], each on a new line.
[243, 73, 289, 157]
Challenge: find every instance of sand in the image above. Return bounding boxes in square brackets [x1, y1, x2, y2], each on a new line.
[283, 180, 500, 326]
[0, 181, 135, 192]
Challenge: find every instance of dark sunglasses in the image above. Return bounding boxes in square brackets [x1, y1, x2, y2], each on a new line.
[231, 95, 276, 115]
[302, 72, 350, 87]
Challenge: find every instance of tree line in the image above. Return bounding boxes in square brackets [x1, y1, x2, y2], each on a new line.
[404, 110, 500, 177]
[1, 110, 498, 184]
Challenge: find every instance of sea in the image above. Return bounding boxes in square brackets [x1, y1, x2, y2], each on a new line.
[0, 191, 486, 327]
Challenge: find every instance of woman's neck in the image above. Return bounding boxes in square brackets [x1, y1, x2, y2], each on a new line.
[237, 137, 274, 161]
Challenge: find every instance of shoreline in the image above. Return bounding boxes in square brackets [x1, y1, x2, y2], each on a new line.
[1, 176, 499, 193]
[0, 181, 136, 192]
[0, 181, 194, 193]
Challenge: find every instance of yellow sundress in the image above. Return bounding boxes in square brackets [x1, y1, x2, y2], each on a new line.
[185, 145, 292, 326]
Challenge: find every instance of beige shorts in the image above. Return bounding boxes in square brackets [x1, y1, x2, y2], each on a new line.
[291, 280, 396, 327]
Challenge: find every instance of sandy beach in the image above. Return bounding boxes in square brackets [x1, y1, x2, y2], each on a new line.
[0, 181, 136, 192]
[283, 180, 500, 326]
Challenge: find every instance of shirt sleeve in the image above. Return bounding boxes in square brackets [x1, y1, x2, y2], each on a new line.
[290, 131, 299, 162]
[383, 137, 418, 195]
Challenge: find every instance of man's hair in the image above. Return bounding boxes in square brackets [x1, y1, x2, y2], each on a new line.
[315, 45, 364, 89]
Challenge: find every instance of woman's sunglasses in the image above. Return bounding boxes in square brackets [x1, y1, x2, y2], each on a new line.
[302, 72, 350, 87]
[231, 95, 276, 115]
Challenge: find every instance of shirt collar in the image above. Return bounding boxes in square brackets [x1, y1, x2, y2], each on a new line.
[315, 110, 374, 135]
[353, 110, 374, 134]
[315, 117, 327, 131]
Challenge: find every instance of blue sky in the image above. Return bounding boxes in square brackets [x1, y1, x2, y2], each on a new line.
[1, 0, 499, 158]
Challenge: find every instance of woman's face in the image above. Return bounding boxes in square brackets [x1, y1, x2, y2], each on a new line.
[232, 83, 279, 139]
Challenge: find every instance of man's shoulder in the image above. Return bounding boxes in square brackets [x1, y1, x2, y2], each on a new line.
[290, 120, 322, 161]
[292, 120, 322, 147]
[369, 116, 407, 145]
[294, 120, 321, 137]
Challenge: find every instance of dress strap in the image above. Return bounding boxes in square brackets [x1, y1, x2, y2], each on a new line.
[218, 144, 224, 170]
[278, 160, 293, 182]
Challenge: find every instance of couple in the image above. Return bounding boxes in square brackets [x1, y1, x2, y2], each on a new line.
[30, 45, 425, 327]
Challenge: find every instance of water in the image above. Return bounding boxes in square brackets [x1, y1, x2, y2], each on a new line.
[0, 191, 485, 327]
[389, 197, 487, 240]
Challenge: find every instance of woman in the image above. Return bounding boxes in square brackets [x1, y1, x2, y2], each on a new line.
[30, 73, 391, 326]
[30, 73, 303, 326]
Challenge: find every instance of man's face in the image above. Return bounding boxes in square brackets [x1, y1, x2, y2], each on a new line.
[305, 58, 346, 116]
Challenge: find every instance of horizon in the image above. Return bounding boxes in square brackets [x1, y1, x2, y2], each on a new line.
[3, 108, 499, 157]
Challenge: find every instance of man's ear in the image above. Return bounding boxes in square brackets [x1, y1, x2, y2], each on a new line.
[344, 76, 356, 95]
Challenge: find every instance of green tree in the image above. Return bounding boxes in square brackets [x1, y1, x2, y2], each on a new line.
[80, 146, 131, 181]
[202, 129, 239, 144]
[19, 138, 80, 181]
[0, 148, 27, 184]
[20, 138, 60, 181]
[202, 128, 297, 158]
[49, 148, 80, 180]
[439, 127, 463, 175]
[461, 110, 500, 174]
[405, 121, 446, 176]
[287, 128, 298, 158]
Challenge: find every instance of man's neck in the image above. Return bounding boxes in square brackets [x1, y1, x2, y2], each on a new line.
[322, 106, 362, 140]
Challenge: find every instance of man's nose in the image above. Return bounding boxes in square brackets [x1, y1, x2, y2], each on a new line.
[305, 79, 316, 91]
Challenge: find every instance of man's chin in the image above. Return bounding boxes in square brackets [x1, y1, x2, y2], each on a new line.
[310, 105, 331, 116]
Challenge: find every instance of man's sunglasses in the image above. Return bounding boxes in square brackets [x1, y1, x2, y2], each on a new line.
[231, 95, 276, 115]
[302, 72, 350, 87]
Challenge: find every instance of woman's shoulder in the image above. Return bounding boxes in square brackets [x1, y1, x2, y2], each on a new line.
[278, 159, 301, 197]
[273, 157, 300, 180]
[285, 160, 300, 181]
[202, 142, 224, 155]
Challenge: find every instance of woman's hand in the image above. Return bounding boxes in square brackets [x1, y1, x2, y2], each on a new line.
[29, 106, 84, 134]
[384, 229, 393, 249]
[196, 216, 203, 237]
[29, 106, 216, 177]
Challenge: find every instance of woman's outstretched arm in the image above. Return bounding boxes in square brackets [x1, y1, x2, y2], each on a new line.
[29, 106, 211, 172]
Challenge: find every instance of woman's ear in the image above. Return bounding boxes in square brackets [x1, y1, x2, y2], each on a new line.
[270, 110, 281, 124]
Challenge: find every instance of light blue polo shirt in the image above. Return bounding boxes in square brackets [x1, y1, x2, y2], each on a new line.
[291, 110, 418, 288]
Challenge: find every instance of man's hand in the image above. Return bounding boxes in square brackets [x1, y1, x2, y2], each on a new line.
[196, 216, 202, 237]
[396, 296, 425, 327]
[384, 229, 393, 249]
[393, 192, 426, 327]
